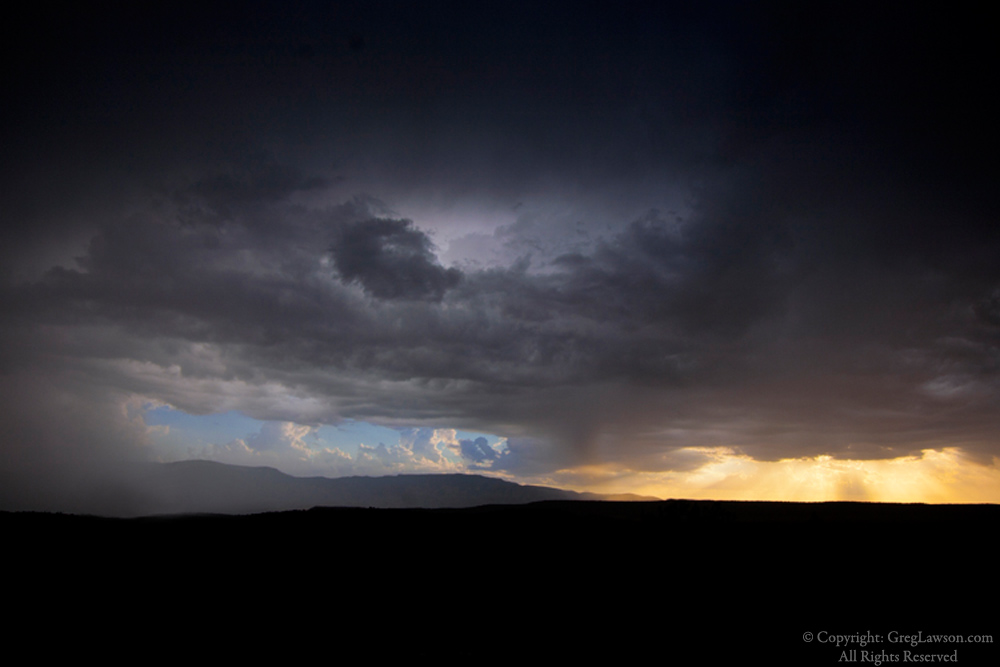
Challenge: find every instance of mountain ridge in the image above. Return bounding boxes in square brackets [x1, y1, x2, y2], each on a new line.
[0, 459, 655, 517]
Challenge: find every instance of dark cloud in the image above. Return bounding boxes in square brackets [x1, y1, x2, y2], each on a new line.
[2, 2, 999, 506]
[3, 172, 998, 473]
[330, 218, 462, 301]
[974, 290, 1000, 329]
[182, 159, 329, 219]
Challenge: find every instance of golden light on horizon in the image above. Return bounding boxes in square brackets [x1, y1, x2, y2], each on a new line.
[553, 447, 1000, 504]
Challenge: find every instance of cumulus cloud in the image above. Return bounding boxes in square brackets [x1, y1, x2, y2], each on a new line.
[460, 437, 500, 464]
[354, 430, 460, 475]
[245, 422, 315, 453]
[153, 420, 468, 479]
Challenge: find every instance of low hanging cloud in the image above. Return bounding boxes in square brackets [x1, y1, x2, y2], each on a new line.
[4, 182, 999, 483]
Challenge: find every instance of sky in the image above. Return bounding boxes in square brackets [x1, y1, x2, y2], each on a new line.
[2, 1, 999, 509]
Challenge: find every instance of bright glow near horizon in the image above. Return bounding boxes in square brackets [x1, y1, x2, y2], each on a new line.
[550, 448, 1000, 504]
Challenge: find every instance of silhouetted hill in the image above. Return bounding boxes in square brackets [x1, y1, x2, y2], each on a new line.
[1, 459, 658, 516]
[3, 499, 997, 663]
[130, 460, 628, 515]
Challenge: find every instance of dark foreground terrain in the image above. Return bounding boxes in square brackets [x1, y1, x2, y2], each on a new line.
[5, 500, 997, 663]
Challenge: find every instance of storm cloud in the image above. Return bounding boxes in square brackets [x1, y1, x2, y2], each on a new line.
[2, 1, 998, 508]
[330, 217, 462, 300]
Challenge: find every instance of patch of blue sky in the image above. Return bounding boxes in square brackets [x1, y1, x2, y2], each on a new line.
[312, 421, 403, 454]
[144, 404, 503, 458]
[144, 406, 262, 448]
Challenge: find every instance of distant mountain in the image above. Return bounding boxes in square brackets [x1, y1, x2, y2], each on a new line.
[108, 460, 646, 516]
[0, 459, 656, 516]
